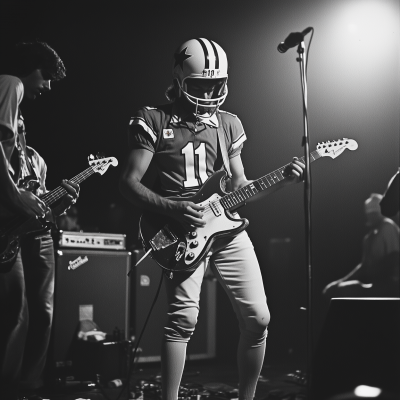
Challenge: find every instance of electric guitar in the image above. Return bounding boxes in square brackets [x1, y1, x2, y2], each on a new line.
[139, 138, 358, 273]
[0, 156, 118, 272]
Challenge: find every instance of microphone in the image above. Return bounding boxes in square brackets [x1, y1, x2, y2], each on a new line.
[277, 27, 312, 53]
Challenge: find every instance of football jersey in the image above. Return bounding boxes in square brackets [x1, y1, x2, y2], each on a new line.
[128, 102, 246, 197]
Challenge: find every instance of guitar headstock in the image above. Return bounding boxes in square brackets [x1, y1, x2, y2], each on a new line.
[316, 138, 358, 159]
[88, 154, 118, 175]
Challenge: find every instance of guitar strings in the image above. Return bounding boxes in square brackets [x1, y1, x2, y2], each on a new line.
[41, 167, 95, 204]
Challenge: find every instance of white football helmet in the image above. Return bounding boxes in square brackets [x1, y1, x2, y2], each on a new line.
[172, 38, 228, 114]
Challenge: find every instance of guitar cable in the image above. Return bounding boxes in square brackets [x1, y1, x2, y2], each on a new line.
[115, 267, 165, 400]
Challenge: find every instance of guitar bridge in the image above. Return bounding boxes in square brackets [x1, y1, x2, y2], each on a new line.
[175, 242, 186, 261]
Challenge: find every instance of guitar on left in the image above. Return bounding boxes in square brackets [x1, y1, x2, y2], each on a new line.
[0, 156, 118, 272]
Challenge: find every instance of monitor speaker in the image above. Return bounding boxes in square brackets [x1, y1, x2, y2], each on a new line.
[131, 250, 216, 362]
[311, 298, 400, 400]
[50, 249, 131, 377]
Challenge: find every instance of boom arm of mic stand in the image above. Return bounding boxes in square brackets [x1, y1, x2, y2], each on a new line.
[296, 41, 313, 398]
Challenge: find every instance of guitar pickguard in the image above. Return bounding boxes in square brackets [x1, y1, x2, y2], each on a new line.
[183, 193, 244, 266]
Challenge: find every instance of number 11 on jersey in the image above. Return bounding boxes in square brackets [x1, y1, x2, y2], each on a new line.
[182, 142, 208, 188]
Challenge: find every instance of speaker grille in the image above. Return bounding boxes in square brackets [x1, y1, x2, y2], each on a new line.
[52, 249, 131, 363]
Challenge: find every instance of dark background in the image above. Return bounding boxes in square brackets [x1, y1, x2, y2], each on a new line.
[1, 0, 399, 364]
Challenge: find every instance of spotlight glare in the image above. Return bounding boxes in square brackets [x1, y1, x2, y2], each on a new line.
[348, 23, 358, 33]
[354, 385, 382, 397]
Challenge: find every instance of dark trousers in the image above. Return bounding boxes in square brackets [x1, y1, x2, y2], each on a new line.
[0, 233, 54, 398]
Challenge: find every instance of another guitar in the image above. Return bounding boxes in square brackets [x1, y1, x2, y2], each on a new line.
[0, 156, 118, 272]
[140, 138, 358, 273]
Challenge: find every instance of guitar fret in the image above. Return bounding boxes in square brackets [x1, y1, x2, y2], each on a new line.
[226, 195, 235, 206]
[230, 194, 239, 206]
[238, 189, 247, 200]
[224, 195, 235, 208]
[258, 177, 270, 189]
[276, 169, 285, 180]
[249, 182, 259, 194]
[265, 175, 276, 186]
[243, 186, 255, 197]
[235, 192, 245, 202]
[272, 172, 282, 182]
[220, 197, 229, 209]
[236, 190, 246, 201]
[223, 197, 232, 208]
[252, 181, 262, 191]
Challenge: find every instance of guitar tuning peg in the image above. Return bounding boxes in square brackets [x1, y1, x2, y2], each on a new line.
[88, 154, 95, 161]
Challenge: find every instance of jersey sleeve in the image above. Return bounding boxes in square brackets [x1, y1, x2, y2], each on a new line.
[219, 110, 247, 159]
[0, 75, 24, 137]
[128, 107, 159, 153]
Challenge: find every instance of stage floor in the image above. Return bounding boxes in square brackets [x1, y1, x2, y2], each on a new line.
[40, 358, 307, 400]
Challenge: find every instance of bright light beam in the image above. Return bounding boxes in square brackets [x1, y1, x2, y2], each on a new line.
[354, 384, 382, 397]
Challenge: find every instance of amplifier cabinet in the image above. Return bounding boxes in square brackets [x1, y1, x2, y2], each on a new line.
[52, 249, 131, 365]
[132, 251, 216, 362]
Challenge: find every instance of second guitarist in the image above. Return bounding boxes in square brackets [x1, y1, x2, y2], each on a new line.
[0, 41, 79, 400]
[120, 38, 305, 400]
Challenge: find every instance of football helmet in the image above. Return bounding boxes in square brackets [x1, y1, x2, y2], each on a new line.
[172, 38, 228, 114]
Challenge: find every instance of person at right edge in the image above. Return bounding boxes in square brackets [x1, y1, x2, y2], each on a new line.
[120, 38, 305, 400]
[323, 193, 399, 298]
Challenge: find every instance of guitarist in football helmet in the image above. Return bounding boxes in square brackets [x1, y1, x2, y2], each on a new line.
[0, 41, 79, 400]
[120, 38, 305, 400]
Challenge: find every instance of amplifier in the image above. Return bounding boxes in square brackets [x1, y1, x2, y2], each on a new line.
[50, 249, 131, 378]
[58, 231, 126, 250]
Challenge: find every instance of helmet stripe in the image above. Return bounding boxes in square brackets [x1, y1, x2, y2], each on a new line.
[208, 40, 220, 69]
[196, 38, 210, 69]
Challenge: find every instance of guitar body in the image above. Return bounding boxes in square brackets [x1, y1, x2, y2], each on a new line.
[140, 170, 249, 272]
[0, 234, 20, 273]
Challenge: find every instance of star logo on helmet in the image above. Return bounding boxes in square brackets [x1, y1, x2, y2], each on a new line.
[174, 47, 192, 71]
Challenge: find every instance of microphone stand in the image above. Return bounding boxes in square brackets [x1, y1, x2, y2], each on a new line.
[296, 41, 313, 398]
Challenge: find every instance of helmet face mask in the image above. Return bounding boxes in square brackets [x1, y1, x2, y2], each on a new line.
[178, 77, 228, 115]
[172, 38, 228, 116]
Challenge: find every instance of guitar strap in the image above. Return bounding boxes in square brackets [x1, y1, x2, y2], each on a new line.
[216, 112, 232, 179]
[16, 110, 38, 183]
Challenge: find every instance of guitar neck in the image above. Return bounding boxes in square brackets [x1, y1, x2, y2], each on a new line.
[220, 149, 322, 211]
[40, 166, 95, 207]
